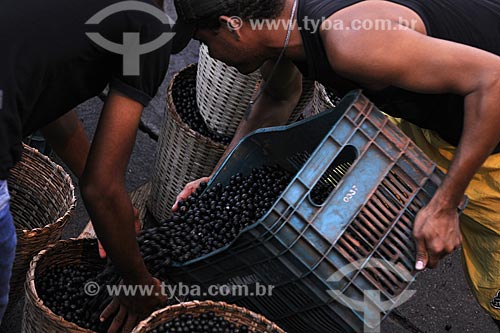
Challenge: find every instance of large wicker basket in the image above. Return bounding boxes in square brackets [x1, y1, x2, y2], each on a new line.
[148, 64, 227, 222]
[22, 238, 104, 333]
[196, 44, 319, 136]
[132, 301, 286, 333]
[7, 144, 75, 304]
[196, 44, 262, 136]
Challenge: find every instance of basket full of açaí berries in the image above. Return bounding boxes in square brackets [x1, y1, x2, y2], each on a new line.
[25, 90, 452, 333]
[131, 301, 285, 333]
[148, 63, 233, 223]
[23, 163, 292, 332]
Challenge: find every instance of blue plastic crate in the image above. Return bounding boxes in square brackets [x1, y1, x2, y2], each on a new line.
[168, 90, 447, 332]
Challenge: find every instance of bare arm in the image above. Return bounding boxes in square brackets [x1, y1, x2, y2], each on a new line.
[79, 90, 165, 332]
[41, 110, 90, 178]
[214, 59, 303, 172]
[42, 109, 141, 259]
[323, 8, 500, 269]
[173, 59, 302, 210]
[80, 90, 148, 283]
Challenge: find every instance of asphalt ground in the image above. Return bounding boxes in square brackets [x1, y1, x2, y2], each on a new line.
[1, 2, 499, 332]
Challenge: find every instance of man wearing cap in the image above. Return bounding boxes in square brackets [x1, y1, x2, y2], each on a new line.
[0, 0, 190, 331]
[172, 0, 500, 327]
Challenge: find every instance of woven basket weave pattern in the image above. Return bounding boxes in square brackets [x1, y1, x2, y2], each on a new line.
[132, 301, 286, 333]
[7, 144, 75, 304]
[197, 44, 262, 136]
[197, 45, 319, 136]
[148, 64, 227, 222]
[288, 79, 315, 122]
[22, 238, 101, 333]
[310, 82, 336, 117]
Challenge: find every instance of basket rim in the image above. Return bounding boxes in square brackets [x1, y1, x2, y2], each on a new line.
[166, 63, 227, 150]
[15, 144, 77, 237]
[133, 300, 286, 333]
[25, 238, 98, 333]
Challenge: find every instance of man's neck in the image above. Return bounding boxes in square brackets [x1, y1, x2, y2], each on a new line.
[258, 0, 306, 63]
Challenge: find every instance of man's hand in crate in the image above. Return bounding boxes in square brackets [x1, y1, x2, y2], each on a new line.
[172, 177, 210, 212]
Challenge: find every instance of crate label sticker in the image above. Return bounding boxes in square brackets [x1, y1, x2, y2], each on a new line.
[343, 185, 358, 203]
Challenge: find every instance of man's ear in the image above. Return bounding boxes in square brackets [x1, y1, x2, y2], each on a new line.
[154, 0, 164, 9]
[219, 15, 243, 40]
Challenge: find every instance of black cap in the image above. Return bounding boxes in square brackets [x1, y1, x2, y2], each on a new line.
[171, 0, 227, 54]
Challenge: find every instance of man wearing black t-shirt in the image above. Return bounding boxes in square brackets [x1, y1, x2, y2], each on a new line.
[172, 0, 500, 328]
[0, 0, 187, 330]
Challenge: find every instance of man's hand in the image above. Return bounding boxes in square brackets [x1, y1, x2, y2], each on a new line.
[413, 199, 462, 270]
[100, 276, 167, 333]
[321, 3, 500, 271]
[98, 207, 141, 259]
[172, 177, 210, 212]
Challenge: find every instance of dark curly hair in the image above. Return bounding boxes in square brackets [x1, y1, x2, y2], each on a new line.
[198, 0, 286, 29]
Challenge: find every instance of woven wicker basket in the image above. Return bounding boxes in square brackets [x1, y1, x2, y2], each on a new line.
[7, 144, 75, 304]
[196, 44, 261, 136]
[310, 82, 337, 117]
[22, 238, 103, 333]
[132, 301, 286, 333]
[148, 64, 227, 222]
[285, 78, 317, 123]
[196, 44, 318, 136]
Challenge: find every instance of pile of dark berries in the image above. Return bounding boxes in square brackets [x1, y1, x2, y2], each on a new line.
[139, 164, 293, 279]
[38, 165, 293, 331]
[37, 264, 112, 332]
[172, 65, 232, 145]
[86, 165, 293, 316]
[151, 312, 250, 333]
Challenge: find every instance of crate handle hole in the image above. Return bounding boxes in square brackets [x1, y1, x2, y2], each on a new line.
[309, 145, 358, 206]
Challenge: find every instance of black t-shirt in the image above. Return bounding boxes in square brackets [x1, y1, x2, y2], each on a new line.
[295, 0, 500, 153]
[0, 0, 173, 179]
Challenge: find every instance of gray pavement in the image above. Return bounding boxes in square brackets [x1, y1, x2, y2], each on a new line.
[1, 2, 499, 332]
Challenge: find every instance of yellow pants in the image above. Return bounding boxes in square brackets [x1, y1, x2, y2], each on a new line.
[391, 118, 500, 320]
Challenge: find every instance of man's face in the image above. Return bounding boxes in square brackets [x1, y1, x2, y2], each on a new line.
[194, 24, 267, 75]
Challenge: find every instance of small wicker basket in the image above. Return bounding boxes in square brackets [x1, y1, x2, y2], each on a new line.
[196, 44, 320, 136]
[7, 144, 75, 304]
[22, 238, 103, 333]
[132, 301, 286, 333]
[148, 64, 227, 222]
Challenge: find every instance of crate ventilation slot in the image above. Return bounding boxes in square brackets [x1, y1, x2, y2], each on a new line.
[310, 145, 357, 206]
[334, 166, 424, 297]
[287, 151, 312, 173]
